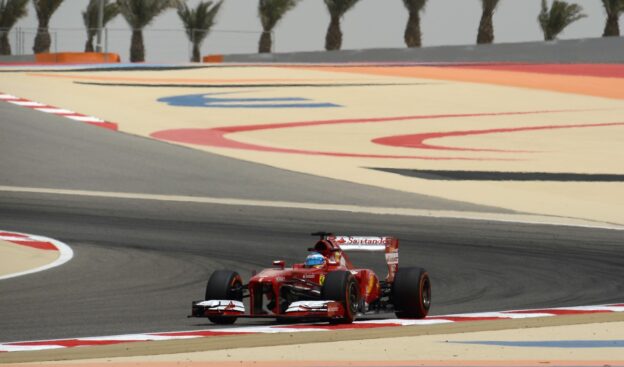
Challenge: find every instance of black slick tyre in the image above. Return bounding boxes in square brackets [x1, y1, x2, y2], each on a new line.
[321, 270, 359, 324]
[204, 270, 243, 325]
[392, 267, 431, 319]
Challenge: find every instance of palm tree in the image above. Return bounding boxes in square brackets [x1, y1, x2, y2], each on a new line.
[538, 0, 586, 41]
[178, 0, 222, 62]
[117, 0, 181, 62]
[32, 0, 64, 54]
[0, 0, 28, 55]
[82, 0, 119, 52]
[324, 0, 361, 51]
[402, 0, 427, 48]
[257, 0, 299, 53]
[476, 0, 500, 44]
[601, 0, 623, 37]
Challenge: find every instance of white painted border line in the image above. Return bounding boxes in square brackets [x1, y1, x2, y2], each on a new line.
[0, 185, 622, 232]
[0, 230, 74, 281]
[0, 92, 117, 131]
[0, 303, 622, 353]
[34, 108, 75, 114]
[8, 100, 46, 107]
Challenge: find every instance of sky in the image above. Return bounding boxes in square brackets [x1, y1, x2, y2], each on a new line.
[7, 0, 622, 63]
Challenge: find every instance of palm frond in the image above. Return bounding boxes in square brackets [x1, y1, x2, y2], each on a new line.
[539, 0, 586, 41]
[324, 0, 361, 18]
[177, 0, 221, 61]
[83, 0, 120, 36]
[402, 0, 427, 13]
[33, 0, 64, 24]
[0, 0, 29, 28]
[258, 0, 298, 31]
[178, 0, 222, 42]
[117, 0, 180, 29]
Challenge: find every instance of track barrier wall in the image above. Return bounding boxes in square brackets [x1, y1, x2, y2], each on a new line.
[34, 52, 120, 64]
[217, 37, 624, 64]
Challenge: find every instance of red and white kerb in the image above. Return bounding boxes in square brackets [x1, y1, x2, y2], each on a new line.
[0, 93, 117, 131]
[1, 304, 622, 353]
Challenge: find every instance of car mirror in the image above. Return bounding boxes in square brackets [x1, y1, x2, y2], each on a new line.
[272, 260, 285, 269]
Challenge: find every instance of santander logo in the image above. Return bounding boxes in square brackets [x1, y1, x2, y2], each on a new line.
[334, 236, 391, 245]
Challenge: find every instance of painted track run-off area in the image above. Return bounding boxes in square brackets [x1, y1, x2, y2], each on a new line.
[1, 62, 623, 365]
[0, 230, 72, 281]
[2, 63, 624, 225]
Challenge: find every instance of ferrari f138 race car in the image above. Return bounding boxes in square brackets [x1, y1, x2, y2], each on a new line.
[190, 232, 431, 324]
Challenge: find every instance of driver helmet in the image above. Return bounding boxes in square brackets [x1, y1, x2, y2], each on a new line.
[305, 252, 326, 268]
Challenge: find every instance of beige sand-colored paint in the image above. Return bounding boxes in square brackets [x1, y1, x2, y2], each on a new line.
[0, 240, 59, 278]
[1, 66, 623, 225]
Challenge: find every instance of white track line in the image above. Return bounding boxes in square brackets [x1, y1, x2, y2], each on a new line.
[34, 108, 74, 114]
[8, 101, 46, 107]
[0, 231, 74, 281]
[0, 185, 622, 232]
[65, 115, 104, 122]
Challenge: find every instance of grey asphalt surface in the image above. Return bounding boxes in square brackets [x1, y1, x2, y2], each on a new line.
[1, 102, 623, 343]
[0, 101, 504, 210]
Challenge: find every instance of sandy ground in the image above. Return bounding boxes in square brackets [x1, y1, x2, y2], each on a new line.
[77, 321, 624, 362]
[0, 240, 59, 278]
[1, 65, 623, 225]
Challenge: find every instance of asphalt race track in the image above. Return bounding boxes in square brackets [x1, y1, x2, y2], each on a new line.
[1, 102, 623, 343]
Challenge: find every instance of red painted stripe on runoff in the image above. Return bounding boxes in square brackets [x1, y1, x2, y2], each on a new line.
[0, 231, 59, 251]
[1, 304, 622, 353]
[150, 109, 581, 160]
[372, 122, 624, 152]
[0, 93, 118, 131]
[7, 240, 58, 251]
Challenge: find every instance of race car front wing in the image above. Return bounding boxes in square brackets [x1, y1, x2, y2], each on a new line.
[190, 299, 345, 320]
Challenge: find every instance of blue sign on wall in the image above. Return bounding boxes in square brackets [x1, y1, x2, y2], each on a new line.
[158, 93, 340, 108]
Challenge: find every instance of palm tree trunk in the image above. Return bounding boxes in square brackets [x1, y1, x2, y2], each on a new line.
[404, 11, 421, 48]
[477, 9, 494, 44]
[325, 15, 342, 51]
[130, 29, 145, 62]
[33, 27, 51, 54]
[85, 36, 95, 52]
[603, 14, 620, 37]
[258, 31, 272, 53]
[192, 42, 201, 62]
[0, 31, 11, 55]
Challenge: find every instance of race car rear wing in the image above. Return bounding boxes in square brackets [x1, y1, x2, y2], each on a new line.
[328, 235, 399, 282]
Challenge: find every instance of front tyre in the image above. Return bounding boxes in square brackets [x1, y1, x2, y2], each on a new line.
[321, 271, 359, 324]
[204, 270, 243, 325]
[392, 267, 431, 319]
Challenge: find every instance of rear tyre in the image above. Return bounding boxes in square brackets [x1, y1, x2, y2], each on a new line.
[321, 271, 359, 324]
[392, 267, 431, 319]
[204, 270, 243, 325]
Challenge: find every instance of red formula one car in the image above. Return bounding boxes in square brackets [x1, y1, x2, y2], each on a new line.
[190, 232, 431, 324]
